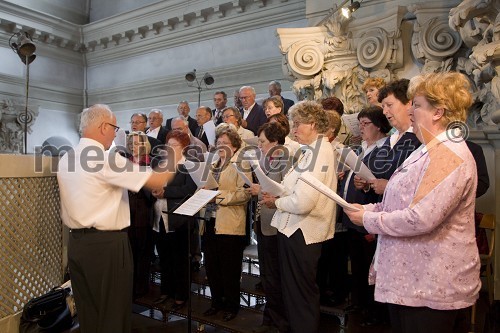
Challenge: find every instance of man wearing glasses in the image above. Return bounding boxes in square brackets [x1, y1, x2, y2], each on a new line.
[238, 86, 267, 136]
[129, 113, 162, 155]
[57, 104, 181, 333]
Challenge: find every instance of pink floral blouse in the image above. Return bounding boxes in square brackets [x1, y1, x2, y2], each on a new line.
[363, 131, 481, 310]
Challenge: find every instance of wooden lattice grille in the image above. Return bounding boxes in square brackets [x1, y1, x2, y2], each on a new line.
[0, 176, 62, 318]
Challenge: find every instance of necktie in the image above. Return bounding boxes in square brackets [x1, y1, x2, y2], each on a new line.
[197, 126, 204, 139]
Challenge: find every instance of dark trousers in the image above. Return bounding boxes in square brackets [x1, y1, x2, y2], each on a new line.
[128, 225, 153, 298]
[278, 230, 322, 333]
[191, 220, 202, 263]
[317, 231, 349, 301]
[68, 230, 133, 333]
[347, 228, 376, 308]
[155, 221, 189, 301]
[256, 224, 288, 332]
[388, 304, 469, 333]
[204, 218, 245, 312]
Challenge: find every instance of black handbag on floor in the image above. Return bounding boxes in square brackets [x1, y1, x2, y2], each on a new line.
[20, 287, 73, 333]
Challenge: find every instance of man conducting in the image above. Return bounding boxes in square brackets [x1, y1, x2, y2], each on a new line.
[57, 104, 180, 333]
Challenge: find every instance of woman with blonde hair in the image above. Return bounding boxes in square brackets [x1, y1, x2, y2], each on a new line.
[362, 77, 386, 106]
[345, 72, 480, 333]
[263, 96, 284, 118]
[125, 131, 154, 299]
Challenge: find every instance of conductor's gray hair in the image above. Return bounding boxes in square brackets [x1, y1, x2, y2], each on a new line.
[79, 104, 113, 133]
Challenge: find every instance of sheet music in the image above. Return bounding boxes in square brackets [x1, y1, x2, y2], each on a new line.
[204, 120, 216, 146]
[336, 147, 376, 181]
[183, 160, 219, 189]
[113, 128, 127, 149]
[341, 113, 361, 137]
[173, 189, 220, 216]
[299, 172, 360, 211]
[248, 160, 290, 197]
[231, 163, 253, 186]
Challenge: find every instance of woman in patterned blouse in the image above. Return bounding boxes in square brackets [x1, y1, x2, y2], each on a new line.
[345, 71, 480, 333]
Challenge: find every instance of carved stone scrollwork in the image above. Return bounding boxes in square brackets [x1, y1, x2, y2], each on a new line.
[286, 40, 325, 78]
[412, 17, 462, 64]
[339, 66, 368, 114]
[0, 99, 38, 154]
[357, 28, 392, 70]
[278, 4, 407, 108]
[449, 0, 500, 126]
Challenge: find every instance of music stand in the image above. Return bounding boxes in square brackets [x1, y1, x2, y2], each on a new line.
[164, 193, 224, 333]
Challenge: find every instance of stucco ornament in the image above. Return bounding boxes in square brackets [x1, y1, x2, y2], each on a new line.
[278, 3, 404, 113]
[0, 99, 39, 153]
[449, 0, 500, 126]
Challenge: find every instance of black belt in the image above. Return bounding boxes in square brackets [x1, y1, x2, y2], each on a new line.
[70, 227, 127, 234]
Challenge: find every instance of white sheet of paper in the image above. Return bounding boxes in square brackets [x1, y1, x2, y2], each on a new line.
[299, 172, 360, 211]
[250, 162, 290, 197]
[183, 160, 219, 189]
[341, 113, 361, 137]
[173, 189, 220, 216]
[203, 120, 216, 146]
[231, 163, 253, 186]
[336, 147, 376, 181]
[113, 129, 127, 149]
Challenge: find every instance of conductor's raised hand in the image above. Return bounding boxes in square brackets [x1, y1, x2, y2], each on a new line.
[152, 188, 165, 199]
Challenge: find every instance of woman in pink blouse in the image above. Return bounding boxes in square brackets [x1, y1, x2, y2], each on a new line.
[345, 71, 480, 333]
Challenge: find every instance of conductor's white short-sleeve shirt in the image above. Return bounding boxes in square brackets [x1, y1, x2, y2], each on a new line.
[57, 138, 152, 230]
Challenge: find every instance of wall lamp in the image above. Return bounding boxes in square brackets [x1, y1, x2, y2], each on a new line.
[9, 31, 37, 64]
[9, 31, 37, 154]
[185, 69, 215, 106]
[341, 0, 360, 18]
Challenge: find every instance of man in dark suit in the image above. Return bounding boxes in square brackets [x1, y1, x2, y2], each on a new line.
[239, 86, 267, 136]
[195, 106, 215, 148]
[212, 91, 227, 126]
[146, 109, 168, 144]
[165, 101, 198, 135]
[269, 80, 295, 115]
